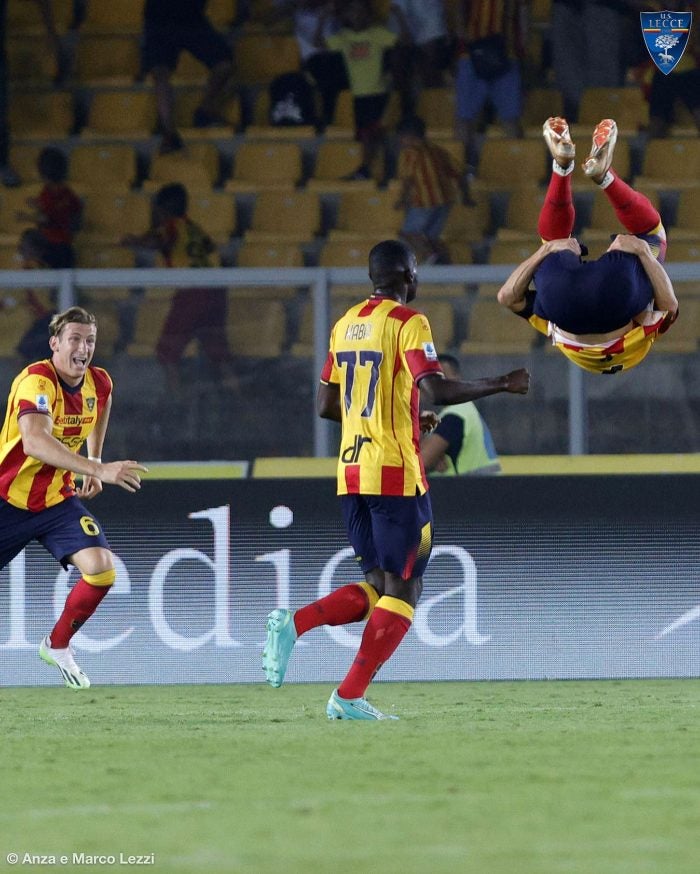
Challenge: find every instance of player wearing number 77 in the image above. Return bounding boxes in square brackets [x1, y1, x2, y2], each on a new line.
[263, 239, 530, 720]
[0, 307, 147, 689]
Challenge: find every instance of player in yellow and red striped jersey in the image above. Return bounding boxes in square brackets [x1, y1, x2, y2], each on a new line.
[263, 239, 530, 720]
[0, 306, 146, 689]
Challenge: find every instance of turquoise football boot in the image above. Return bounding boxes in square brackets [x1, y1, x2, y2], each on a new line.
[262, 608, 297, 688]
[326, 688, 398, 720]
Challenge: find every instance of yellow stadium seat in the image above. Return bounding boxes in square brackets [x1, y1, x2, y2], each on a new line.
[82, 91, 157, 139]
[126, 289, 174, 357]
[207, 0, 239, 28]
[8, 0, 73, 32]
[441, 193, 491, 243]
[445, 241, 474, 264]
[635, 138, 700, 191]
[0, 299, 45, 357]
[308, 140, 379, 192]
[332, 190, 403, 238]
[145, 144, 220, 191]
[575, 87, 649, 135]
[488, 240, 538, 264]
[522, 87, 564, 135]
[495, 186, 545, 240]
[7, 37, 56, 82]
[415, 88, 457, 136]
[582, 187, 660, 240]
[0, 184, 42, 245]
[174, 89, 241, 135]
[669, 240, 700, 260]
[225, 142, 302, 192]
[227, 295, 287, 357]
[461, 298, 534, 355]
[290, 291, 358, 357]
[318, 241, 369, 267]
[235, 34, 300, 85]
[245, 190, 320, 242]
[474, 139, 547, 191]
[237, 242, 303, 268]
[325, 89, 401, 138]
[75, 246, 136, 269]
[8, 145, 45, 184]
[9, 91, 74, 138]
[172, 53, 210, 85]
[413, 300, 455, 350]
[79, 192, 151, 245]
[69, 144, 137, 191]
[655, 299, 700, 353]
[186, 192, 236, 243]
[672, 191, 700, 240]
[81, 0, 145, 33]
[75, 36, 141, 84]
[0, 244, 20, 268]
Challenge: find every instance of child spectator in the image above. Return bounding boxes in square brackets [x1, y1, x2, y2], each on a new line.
[121, 183, 238, 394]
[316, 0, 405, 179]
[394, 115, 472, 264]
[17, 147, 82, 268]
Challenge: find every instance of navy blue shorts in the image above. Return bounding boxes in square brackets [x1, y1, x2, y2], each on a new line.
[142, 21, 231, 74]
[340, 492, 434, 581]
[533, 249, 655, 334]
[0, 497, 111, 570]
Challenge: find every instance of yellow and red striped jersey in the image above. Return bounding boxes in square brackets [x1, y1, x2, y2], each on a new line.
[528, 309, 677, 374]
[0, 361, 112, 510]
[320, 296, 443, 496]
[397, 141, 461, 209]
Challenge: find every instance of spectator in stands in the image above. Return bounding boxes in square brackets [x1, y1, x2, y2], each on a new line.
[394, 115, 472, 264]
[12, 229, 56, 364]
[121, 183, 239, 394]
[271, 1, 349, 128]
[421, 354, 502, 475]
[389, 0, 452, 116]
[315, 0, 406, 180]
[141, 0, 235, 154]
[454, 0, 526, 173]
[550, 0, 636, 123]
[16, 147, 82, 269]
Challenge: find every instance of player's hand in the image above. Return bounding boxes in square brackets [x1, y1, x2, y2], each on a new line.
[545, 238, 581, 256]
[76, 475, 103, 500]
[96, 460, 148, 493]
[419, 410, 440, 433]
[504, 368, 530, 395]
[607, 234, 651, 257]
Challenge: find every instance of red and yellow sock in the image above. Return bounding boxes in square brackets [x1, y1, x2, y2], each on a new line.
[338, 595, 413, 700]
[294, 582, 378, 637]
[49, 569, 115, 648]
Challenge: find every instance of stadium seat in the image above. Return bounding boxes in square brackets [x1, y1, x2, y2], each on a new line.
[318, 241, 370, 267]
[488, 240, 539, 264]
[474, 139, 547, 191]
[8, 144, 45, 184]
[75, 246, 136, 269]
[581, 186, 661, 242]
[668, 240, 700, 261]
[0, 244, 20, 268]
[634, 138, 700, 191]
[655, 299, 700, 353]
[0, 294, 51, 357]
[575, 87, 649, 135]
[0, 184, 42, 245]
[207, 0, 239, 29]
[522, 88, 564, 136]
[237, 242, 304, 268]
[441, 194, 492, 244]
[331, 190, 403, 239]
[413, 300, 456, 349]
[445, 241, 475, 264]
[173, 89, 241, 136]
[495, 186, 546, 240]
[246, 89, 317, 140]
[74, 35, 141, 84]
[235, 34, 301, 85]
[7, 36, 56, 82]
[671, 191, 700, 240]
[69, 144, 137, 191]
[82, 91, 157, 140]
[126, 289, 175, 357]
[8, 0, 73, 32]
[81, 0, 145, 33]
[9, 91, 74, 138]
[227, 294, 287, 357]
[79, 192, 151, 246]
[245, 190, 320, 242]
[145, 144, 221, 191]
[461, 298, 534, 355]
[225, 142, 303, 191]
[325, 89, 401, 138]
[187, 192, 236, 244]
[307, 140, 380, 192]
[415, 88, 458, 137]
[172, 52, 209, 85]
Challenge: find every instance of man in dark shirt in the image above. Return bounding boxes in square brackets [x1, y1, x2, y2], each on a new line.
[142, 0, 234, 153]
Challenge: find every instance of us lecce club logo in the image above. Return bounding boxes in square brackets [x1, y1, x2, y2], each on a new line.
[640, 10, 693, 75]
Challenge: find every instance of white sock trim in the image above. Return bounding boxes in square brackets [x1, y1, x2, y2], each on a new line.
[552, 159, 574, 177]
[598, 171, 614, 189]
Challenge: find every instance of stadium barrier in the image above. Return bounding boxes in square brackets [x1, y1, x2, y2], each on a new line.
[2, 475, 698, 686]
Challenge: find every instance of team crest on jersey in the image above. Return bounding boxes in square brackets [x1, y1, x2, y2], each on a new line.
[86, 397, 95, 411]
[640, 10, 693, 74]
[35, 393, 49, 411]
[422, 341, 438, 360]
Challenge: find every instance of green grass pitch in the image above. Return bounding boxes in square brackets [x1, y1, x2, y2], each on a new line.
[1, 680, 698, 874]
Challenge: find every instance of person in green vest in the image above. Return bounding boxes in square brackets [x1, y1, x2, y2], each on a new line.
[422, 354, 501, 476]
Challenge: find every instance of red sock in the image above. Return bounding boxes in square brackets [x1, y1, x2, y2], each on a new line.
[538, 170, 575, 240]
[338, 597, 412, 700]
[50, 579, 110, 648]
[294, 583, 372, 636]
[602, 173, 661, 234]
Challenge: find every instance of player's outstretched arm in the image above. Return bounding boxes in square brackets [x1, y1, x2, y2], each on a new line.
[19, 413, 146, 493]
[497, 238, 581, 312]
[419, 369, 530, 407]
